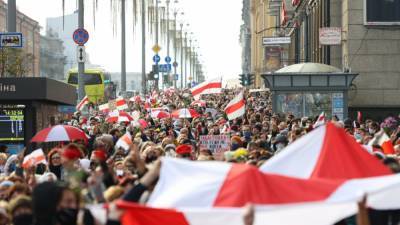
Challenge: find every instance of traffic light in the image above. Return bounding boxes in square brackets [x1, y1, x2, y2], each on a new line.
[148, 71, 155, 80]
[239, 74, 246, 86]
[247, 74, 255, 86]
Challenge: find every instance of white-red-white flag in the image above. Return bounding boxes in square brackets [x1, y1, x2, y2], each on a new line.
[99, 103, 110, 112]
[225, 92, 245, 121]
[368, 129, 396, 155]
[313, 112, 326, 128]
[76, 96, 89, 111]
[116, 132, 133, 151]
[190, 77, 222, 100]
[116, 97, 128, 110]
[22, 149, 47, 168]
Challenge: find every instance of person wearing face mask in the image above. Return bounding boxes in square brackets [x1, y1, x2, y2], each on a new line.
[231, 136, 243, 151]
[8, 195, 32, 225]
[369, 122, 380, 136]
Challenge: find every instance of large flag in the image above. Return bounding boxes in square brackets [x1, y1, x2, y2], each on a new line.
[368, 129, 395, 155]
[190, 77, 222, 100]
[22, 149, 47, 168]
[224, 92, 245, 120]
[260, 122, 392, 179]
[148, 158, 400, 210]
[76, 96, 89, 111]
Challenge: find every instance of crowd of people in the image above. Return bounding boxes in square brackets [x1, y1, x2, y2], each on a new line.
[0, 88, 399, 225]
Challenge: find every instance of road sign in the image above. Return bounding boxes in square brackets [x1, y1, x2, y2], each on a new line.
[0, 33, 23, 48]
[174, 74, 179, 80]
[77, 46, 86, 63]
[173, 61, 178, 67]
[158, 64, 172, 73]
[73, 28, 89, 45]
[165, 56, 172, 63]
[152, 44, 161, 53]
[153, 54, 161, 63]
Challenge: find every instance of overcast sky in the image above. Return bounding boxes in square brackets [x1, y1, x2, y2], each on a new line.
[13, 0, 242, 80]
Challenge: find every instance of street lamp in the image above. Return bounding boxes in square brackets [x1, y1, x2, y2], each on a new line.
[172, 3, 184, 89]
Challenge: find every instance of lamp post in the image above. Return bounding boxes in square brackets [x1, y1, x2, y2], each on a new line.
[172, 2, 183, 89]
[166, 0, 171, 87]
[180, 23, 184, 89]
[121, 0, 126, 93]
[141, 0, 147, 94]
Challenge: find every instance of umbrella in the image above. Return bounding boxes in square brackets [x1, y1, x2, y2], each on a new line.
[151, 110, 171, 119]
[106, 111, 133, 123]
[190, 100, 206, 107]
[171, 108, 200, 119]
[31, 125, 88, 143]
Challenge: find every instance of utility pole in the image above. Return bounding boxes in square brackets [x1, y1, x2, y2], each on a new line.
[77, 0, 85, 101]
[154, 0, 159, 90]
[166, 0, 171, 87]
[173, 11, 178, 89]
[180, 23, 184, 89]
[141, 0, 147, 95]
[121, 0, 126, 93]
[7, 0, 16, 32]
[184, 34, 188, 88]
[189, 39, 192, 86]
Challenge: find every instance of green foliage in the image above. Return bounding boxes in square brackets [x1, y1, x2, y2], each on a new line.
[0, 48, 34, 77]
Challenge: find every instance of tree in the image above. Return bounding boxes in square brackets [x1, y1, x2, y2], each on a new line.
[0, 48, 34, 77]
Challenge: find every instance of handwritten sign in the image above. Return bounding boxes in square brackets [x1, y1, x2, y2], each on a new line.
[200, 135, 230, 159]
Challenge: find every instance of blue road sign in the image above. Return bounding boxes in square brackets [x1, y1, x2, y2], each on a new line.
[73, 28, 89, 45]
[174, 74, 179, 80]
[165, 56, 172, 63]
[158, 64, 172, 73]
[153, 54, 161, 63]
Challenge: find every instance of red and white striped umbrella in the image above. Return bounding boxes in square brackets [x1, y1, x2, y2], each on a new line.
[190, 100, 206, 107]
[151, 110, 171, 119]
[171, 108, 200, 119]
[106, 111, 133, 123]
[31, 125, 88, 143]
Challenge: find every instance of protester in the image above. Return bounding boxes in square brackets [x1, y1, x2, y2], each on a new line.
[0, 88, 398, 225]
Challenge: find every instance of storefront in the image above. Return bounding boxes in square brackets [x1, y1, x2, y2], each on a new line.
[0, 78, 76, 153]
[262, 63, 357, 120]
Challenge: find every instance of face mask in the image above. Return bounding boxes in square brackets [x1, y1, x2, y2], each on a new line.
[57, 208, 78, 225]
[231, 143, 240, 151]
[369, 129, 376, 135]
[13, 214, 33, 225]
[354, 133, 362, 141]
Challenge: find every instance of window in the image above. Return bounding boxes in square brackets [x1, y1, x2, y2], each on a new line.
[365, 0, 400, 25]
[68, 73, 102, 85]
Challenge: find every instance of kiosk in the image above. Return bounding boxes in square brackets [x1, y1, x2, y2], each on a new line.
[0, 78, 76, 153]
[262, 63, 358, 120]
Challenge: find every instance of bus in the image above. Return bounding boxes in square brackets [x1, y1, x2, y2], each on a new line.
[66, 68, 116, 104]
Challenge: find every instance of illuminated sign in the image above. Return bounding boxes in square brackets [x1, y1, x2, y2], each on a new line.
[0, 107, 24, 141]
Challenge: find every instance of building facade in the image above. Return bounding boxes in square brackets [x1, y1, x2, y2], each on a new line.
[0, 0, 40, 77]
[40, 29, 66, 80]
[245, 0, 400, 118]
[46, 11, 79, 75]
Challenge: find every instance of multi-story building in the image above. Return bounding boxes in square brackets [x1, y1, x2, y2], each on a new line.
[46, 11, 79, 75]
[245, 0, 400, 118]
[0, 0, 40, 77]
[40, 29, 66, 80]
